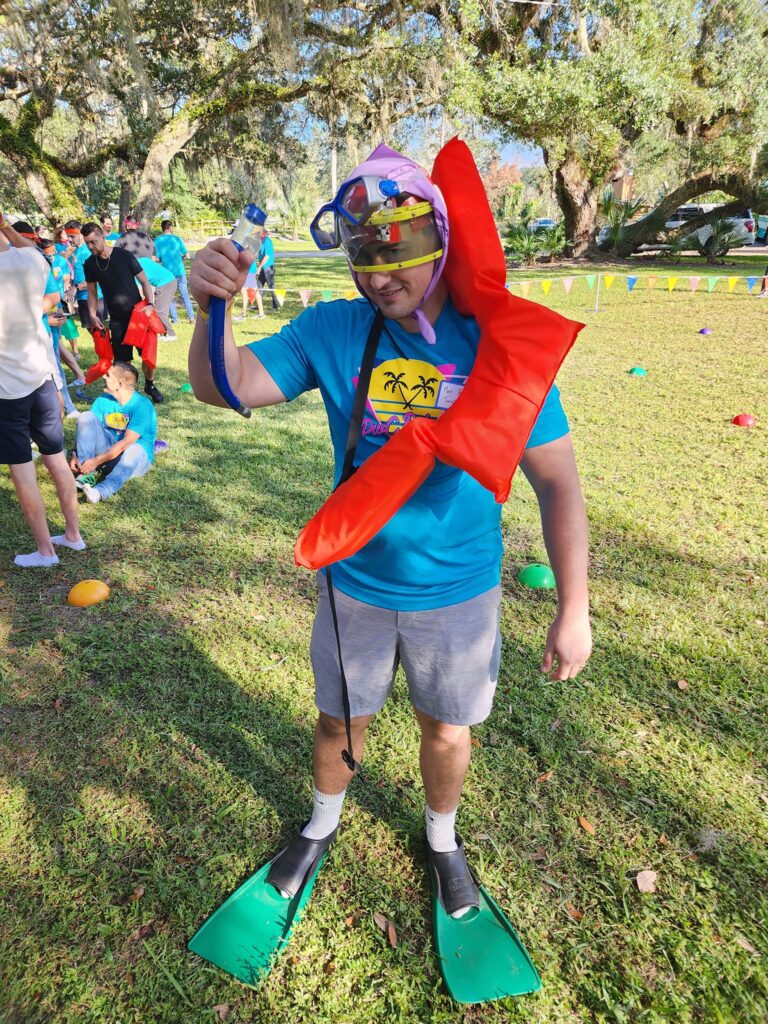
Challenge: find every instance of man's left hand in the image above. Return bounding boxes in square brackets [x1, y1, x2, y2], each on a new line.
[143, 304, 154, 318]
[540, 610, 592, 680]
[79, 457, 100, 475]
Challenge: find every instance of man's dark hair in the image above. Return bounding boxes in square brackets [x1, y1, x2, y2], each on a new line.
[81, 222, 103, 238]
[63, 219, 82, 230]
[161, 219, 173, 232]
[12, 221, 36, 234]
[100, 213, 113, 224]
[112, 361, 139, 386]
[38, 238, 54, 249]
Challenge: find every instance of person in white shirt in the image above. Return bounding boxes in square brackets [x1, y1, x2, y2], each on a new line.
[0, 214, 85, 567]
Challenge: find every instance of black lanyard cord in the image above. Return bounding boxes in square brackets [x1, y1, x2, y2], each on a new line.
[326, 309, 386, 773]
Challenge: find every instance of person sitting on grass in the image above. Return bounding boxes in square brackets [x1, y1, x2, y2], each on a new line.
[70, 362, 157, 504]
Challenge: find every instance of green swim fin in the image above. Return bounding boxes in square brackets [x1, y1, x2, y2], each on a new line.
[427, 836, 541, 1004]
[188, 827, 336, 987]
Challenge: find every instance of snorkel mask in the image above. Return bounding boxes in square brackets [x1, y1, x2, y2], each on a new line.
[310, 144, 449, 343]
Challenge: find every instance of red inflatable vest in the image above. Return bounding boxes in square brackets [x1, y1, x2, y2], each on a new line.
[84, 300, 166, 383]
[294, 138, 585, 571]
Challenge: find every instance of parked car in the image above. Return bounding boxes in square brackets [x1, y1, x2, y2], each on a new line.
[666, 205, 755, 249]
[528, 217, 558, 234]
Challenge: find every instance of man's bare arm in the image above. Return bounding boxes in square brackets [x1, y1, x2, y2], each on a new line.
[188, 238, 286, 410]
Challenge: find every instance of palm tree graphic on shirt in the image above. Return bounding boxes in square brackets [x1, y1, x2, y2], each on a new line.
[382, 370, 415, 410]
[410, 375, 438, 402]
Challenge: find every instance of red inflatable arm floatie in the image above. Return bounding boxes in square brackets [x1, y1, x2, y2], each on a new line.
[123, 299, 166, 371]
[84, 326, 113, 384]
[294, 138, 585, 571]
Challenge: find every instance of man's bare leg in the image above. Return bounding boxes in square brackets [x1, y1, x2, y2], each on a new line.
[42, 452, 82, 543]
[415, 708, 471, 813]
[9, 462, 55, 556]
[313, 711, 373, 794]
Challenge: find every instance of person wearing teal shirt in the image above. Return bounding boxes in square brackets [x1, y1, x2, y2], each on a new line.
[137, 256, 177, 336]
[64, 219, 105, 329]
[154, 220, 194, 323]
[255, 228, 281, 310]
[100, 214, 121, 242]
[71, 361, 157, 503]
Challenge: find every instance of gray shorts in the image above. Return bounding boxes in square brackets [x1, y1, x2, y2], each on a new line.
[310, 580, 502, 726]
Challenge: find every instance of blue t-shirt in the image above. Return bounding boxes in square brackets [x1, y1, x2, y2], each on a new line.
[73, 242, 102, 299]
[42, 269, 60, 340]
[105, 232, 121, 241]
[248, 297, 570, 610]
[90, 391, 157, 463]
[154, 233, 188, 277]
[258, 235, 275, 269]
[137, 256, 175, 288]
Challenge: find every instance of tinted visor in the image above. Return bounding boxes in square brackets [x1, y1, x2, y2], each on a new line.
[340, 209, 442, 273]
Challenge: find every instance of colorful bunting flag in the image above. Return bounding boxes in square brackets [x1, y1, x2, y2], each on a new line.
[728, 277, 737, 292]
[275, 289, 286, 303]
[520, 282, 531, 298]
[344, 289, 357, 301]
[562, 277, 574, 294]
[541, 280, 552, 295]
[585, 275, 596, 290]
[321, 289, 333, 301]
[604, 275, 615, 289]
[647, 276, 657, 290]
[707, 277, 717, 293]
[666, 277, 678, 292]
[689, 277, 700, 292]
[747, 277, 758, 292]
[626, 276, 638, 292]
[299, 289, 313, 307]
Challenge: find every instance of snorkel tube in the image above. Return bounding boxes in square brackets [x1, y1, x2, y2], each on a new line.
[208, 203, 267, 417]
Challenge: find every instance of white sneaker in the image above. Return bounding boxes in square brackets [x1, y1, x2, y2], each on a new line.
[83, 483, 101, 503]
[232, 315, 245, 322]
[165, 331, 178, 340]
[65, 409, 80, 420]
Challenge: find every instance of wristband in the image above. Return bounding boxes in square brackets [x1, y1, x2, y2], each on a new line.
[198, 299, 232, 323]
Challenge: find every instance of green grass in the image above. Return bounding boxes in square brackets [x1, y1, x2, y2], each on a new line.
[1, 253, 767, 1023]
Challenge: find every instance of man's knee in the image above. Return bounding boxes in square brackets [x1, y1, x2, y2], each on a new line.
[417, 711, 469, 750]
[76, 411, 98, 432]
[317, 710, 372, 740]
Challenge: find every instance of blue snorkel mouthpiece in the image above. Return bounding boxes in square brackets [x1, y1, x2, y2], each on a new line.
[208, 204, 267, 418]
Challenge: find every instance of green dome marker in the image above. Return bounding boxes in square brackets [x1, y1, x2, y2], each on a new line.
[517, 563, 556, 589]
[179, 382, 193, 392]
[628, 366, 647, 376]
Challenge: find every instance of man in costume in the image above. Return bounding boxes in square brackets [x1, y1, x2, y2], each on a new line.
[187, 144, 592, 1000]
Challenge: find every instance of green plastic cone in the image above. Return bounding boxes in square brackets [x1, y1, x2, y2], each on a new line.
[517, 564, 556, 589]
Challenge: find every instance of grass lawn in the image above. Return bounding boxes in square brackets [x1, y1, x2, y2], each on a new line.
[1, 252, 766, 1024]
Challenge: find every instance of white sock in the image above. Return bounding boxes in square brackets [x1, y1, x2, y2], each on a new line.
[51, 535, 86, 551]
[426, 804, 458, 853]
[14, 551, 59, 568]
[300, 788, 346, 840]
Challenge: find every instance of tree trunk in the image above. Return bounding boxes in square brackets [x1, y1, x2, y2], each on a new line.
[552, 153, 600, 257]
[132, 110, 199, 228]
[119, 176, 133, 229]
[0, 113, 83, 225]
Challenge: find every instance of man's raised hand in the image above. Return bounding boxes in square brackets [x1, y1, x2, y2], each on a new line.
[189, 238, 252, 314]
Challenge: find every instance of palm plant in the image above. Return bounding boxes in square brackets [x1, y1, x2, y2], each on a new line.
[688, 214, 743, 263]
[503, 224, 544, 265]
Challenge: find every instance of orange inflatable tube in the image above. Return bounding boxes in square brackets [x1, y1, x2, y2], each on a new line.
[84, 326, 113, 384]
[294, 139, 585, 571]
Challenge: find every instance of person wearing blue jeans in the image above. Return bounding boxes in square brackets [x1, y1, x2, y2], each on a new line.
[154, 220, 194, 322]
[70, 362, 157, 503]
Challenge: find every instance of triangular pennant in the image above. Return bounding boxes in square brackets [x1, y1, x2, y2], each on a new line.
[689, 276, 700, 292]
[562, 277, 574, 294]
[299, 289, 313, 307]
[707, 277, 717, 293]
[275, 289, 286, 303]
[604, 275, 615, 289]
[747, 277, 758, 292]
[321, 289, 333, 301]
[520, 282, 530, 298]
[585, 275, 596, 290]
[344, 289, 357, 301]
[647, 276, 657, 290]
[727, 277, 737, 292]
[666, 277, 678, 292]
[541, 280, 552, 295]
[626, 276, 638, 292]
